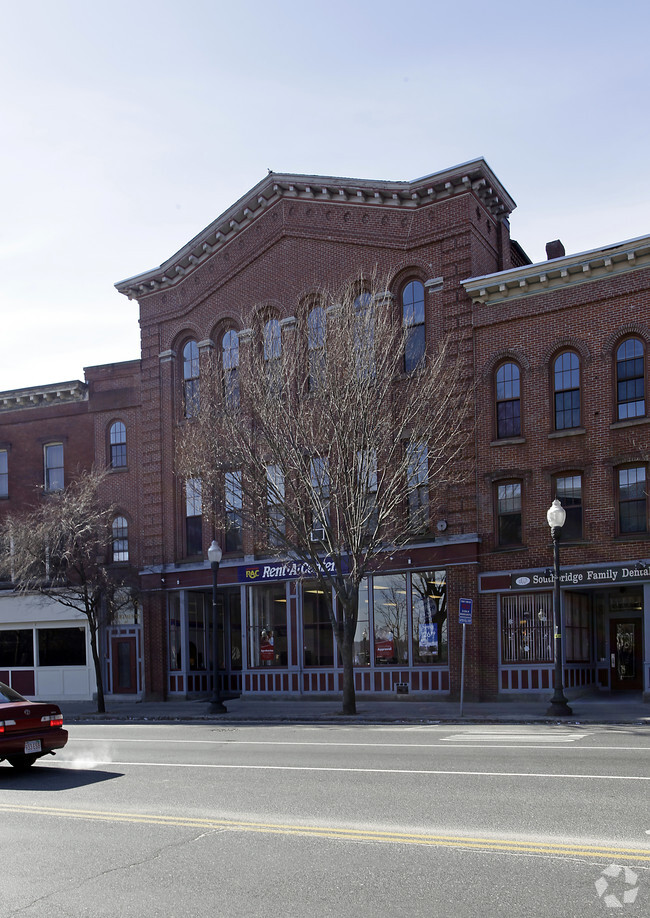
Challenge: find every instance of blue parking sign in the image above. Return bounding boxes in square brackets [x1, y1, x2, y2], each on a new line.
[459, 598, 473, 624]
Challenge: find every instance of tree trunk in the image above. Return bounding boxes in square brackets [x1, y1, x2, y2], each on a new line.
[89, 621, 106, 714]
[340, 638, 356, 715]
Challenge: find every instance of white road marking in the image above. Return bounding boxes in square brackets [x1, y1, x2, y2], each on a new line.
[43, 759, 650, 780]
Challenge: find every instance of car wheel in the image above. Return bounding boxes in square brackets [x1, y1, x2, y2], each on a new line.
[7, 754, 39, 771]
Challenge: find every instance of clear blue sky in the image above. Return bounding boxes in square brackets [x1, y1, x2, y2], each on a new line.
[1, 0, 648, 390]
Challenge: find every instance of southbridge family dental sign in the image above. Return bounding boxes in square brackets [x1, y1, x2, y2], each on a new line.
[511, 563, 650, 590]
[238, 557, 347, 583]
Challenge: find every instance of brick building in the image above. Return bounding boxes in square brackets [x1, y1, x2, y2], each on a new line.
[1, 158, 648, 703]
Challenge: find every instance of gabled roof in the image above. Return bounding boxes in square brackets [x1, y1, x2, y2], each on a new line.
[462, 234, 650, 305]
[115, 158, 515, 299]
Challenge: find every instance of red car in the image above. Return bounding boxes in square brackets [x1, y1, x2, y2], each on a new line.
[0, 681, 68, 770]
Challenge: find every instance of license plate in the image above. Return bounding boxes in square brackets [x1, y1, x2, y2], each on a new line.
[24, 740, 41, 754]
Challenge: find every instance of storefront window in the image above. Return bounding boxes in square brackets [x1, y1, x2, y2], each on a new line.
[0, 629, 34, 667]
[169, 594, 182, 671]
[501, 593, 553, 663]
[248, 583, 288, 667]
[411, 570, 447, 664]
[564, 593, 591, 662]
[303, 580, 333, 666]
[353, 578, 371, 666]
[188, 592, 209, 671]
[373, 574, 408, 665]
[228, 591, 242, 670]
[37, 628, 86, 666]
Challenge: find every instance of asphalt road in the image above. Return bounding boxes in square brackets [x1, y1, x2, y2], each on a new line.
[2, 723, 648, 917]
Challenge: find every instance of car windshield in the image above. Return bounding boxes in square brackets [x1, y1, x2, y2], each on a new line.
[0, 682, 27, 703]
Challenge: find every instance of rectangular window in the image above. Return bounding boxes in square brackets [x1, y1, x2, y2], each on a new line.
[310, 456, 330, 537]
[248, 583, 288, 667]
[564, 593, 591, 663]
[555, 474, 582, 541]
[303, 581, 334, 666]
[372, 573, 408, 665]
[37, 627, 86, 666]
[267, 465, 285, 547]
[0, 449, 7, 498]
[169, 594, 182, 671]
[225, 471, 243, 552]
[407, 441, 429, 531]
[352, 578, 371, 666]
[44, 443, 64, 492]
[497, 481, 522, 546]
[501, 593, 553, 663]
[357, 449, 378, 534]
[0, 629, 34, 667]
[187, 592, 209, 671]
[185, 479, 202, 556]
[411, 570, 447, 664]
[618, 466, 647, 533]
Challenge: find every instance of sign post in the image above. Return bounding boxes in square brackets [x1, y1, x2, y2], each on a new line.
[458, 599, 473, 717]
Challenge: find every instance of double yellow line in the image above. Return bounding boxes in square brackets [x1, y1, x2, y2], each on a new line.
[1, 803, 649, 863]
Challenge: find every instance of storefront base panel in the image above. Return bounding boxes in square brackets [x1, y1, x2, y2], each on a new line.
[499, 664, 595, 693]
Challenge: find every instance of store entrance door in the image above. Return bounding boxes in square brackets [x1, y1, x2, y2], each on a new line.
[111, 635, 138, 693]
[609, 618, 643, 691]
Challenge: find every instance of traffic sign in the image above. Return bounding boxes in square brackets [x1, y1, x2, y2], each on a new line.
[459, 598, 473, 625]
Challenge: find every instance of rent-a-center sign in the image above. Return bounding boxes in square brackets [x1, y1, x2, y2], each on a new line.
[511, 563, 650, 590]
[238, 557, 344, 583]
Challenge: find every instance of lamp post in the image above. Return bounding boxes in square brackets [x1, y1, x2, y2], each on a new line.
[546, 499, 572, 717]
[208, 540, 227, 713]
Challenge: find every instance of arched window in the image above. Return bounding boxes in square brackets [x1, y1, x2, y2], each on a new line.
[307, 305, 326, 390]
[402, 280, 425, 373]
[553, 351, 580, 430]
[109, 421, 127, 468]
[354, 291, 374, 378]
[496, 362, 521, 438]
[263, 319, 282, 393]
[222, 329, 240, 409]
[112, 516, 129, 563]
[182, 340, 200, 418]
[616, 338, 645, 420]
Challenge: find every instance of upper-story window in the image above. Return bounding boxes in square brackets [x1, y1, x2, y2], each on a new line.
[402, 280, 425, 373]
[182, 340, 200, 418]
[225, 470, 243, 552]
[263, 319, 282, 394]
[267, 464, 285, 547]
[222, 329, 240, 409]
[0, 450, 7, 498]
[554, 473, 583, 541]
[616, 338, 645, 420]
[44, 444, 64, 492]
[310, 456, 330, 537]
[617, 466, 647, 534]
[553, 351, 580, 430]
[357, 448, 378, 534]
[307, 306, 326, 391]
[496, 362, 521, 438]
[185, 478, 202, 556]
[109, 421, 127, 468]
[354, 292, 375, 379]
[406, 441, 429, 531]
[496, 481, 522, 546]
[111, 516, 129, 562]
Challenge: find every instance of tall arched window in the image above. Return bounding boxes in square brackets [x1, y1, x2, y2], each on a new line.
[109, 421, 127, 468]
[182, 340, 200, 418]
[616, 338, 645, 420]
[402, 280, 425, 373]
[553, 351, 580, 430]
[222, 329, 240, 409]
[496, 362, 521, 438]
[307, 305, 326, 391]
[264, 319, 282, 393]
[112, 516, 129, 563]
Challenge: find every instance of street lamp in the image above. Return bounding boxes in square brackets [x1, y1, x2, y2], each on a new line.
[546, 499, 572, 717]
[208, 540, 227, 713]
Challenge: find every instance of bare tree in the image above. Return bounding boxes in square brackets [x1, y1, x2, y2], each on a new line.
[0, 468, 139, 713]
[177, 277, 471, 714]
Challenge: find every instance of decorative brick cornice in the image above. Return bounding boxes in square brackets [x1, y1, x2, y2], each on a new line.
[115, 159, 515, 300]
[0, 380, 87, 413]
[463, 234, 650, 306]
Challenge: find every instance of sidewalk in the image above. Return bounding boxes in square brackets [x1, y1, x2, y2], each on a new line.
[58, 690, 650, 726]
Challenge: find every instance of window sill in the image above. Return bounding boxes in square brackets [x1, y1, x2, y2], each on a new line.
[490, 437, 526, 447]
[614, 532, 650, 541]
[610, 416, 650, 430]
[108, 466, 129, 473]
[548, 427, 586, 439]
[493, 544, 527, 553]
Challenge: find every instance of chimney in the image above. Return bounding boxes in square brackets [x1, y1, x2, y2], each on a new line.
[545, 240, 565, 260]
